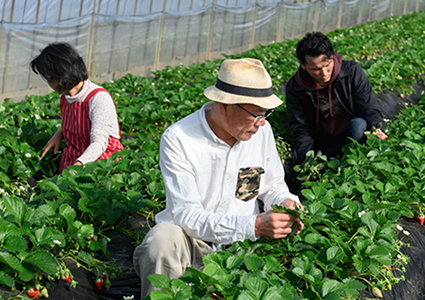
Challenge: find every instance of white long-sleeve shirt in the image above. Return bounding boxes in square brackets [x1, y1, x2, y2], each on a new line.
[63, 80, 120, 164]
[156, 102, 300, 245]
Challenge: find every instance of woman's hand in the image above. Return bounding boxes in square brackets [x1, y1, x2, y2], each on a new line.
[41, 129, 63, 158]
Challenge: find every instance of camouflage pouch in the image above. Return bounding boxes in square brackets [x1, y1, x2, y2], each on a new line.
[235, 166, 265, 201]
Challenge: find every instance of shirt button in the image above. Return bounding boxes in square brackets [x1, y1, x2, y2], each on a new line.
[221, 201, 226, 205]
[226, 177, 230, 180]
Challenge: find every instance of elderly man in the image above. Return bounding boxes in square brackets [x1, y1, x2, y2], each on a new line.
[133, 58, 303, 297]
[286, 32, 387, 165]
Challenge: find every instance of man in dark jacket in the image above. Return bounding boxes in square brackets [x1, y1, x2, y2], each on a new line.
[286, 32, 387, 165]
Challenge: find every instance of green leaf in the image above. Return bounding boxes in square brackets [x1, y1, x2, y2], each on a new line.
[38, 179, 62, 194]
[226, 255, 243, 269]
[148, 274, 171, 289]
[305, 233, 323, 245]
[77, 251, 93, 265]
[263, 255, 283, 273]
[0, 252, 23, 272]
[149, 291, 173, 300]
[24, 250, 58, 274]
[301, 189, 316, 201]
[59, 204, 76, 222]
[244, 277, 268, 298]
[0, 221, 19, 242]
[0, 271, 14, 287]
[19, 262, 35, 282]
[327, 246, 344, 265]
[3, 195, 26, 225]
[244, 254, 262, 271]
[4, 235, 28, 252]
[322, 279, 341, 297]
[237, 290, 257, 300]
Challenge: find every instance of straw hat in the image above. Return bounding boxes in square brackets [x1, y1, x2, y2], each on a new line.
[203, 58, 282, 109]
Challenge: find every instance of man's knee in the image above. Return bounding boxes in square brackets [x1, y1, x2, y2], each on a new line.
[348, 117, 367, 142]
[133, 223, 189, 276]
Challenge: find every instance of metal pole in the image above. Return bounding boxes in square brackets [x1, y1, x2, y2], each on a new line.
[207, 0, 215, 60]
[390, 0, 394, 16]
[251, 0, 258, 49]
[134, 0, 138, 14]
[79, 0, 84, 17]
[27, 0, 41, 91]
[375, 0, 380, 20]
[155, 0, 167, 71]
[10, 0, 15, 22]
[149, 0, 153, 14]
[403, 0, 407, 14]
[313, 0, 320, 31]
[2, 0, 14, 95]
[116, 0, 120, 15]
[87, 0, 97, 76]
[35, 0, 40, 23]
[276, 0, 283, 43]
[336, 0, 343, 28]
[108, 0, 120, 74]
[416, 0, 419, 12]
[178, 0, 181, 11]
[58, 0, 63, 21]
[126, 0, 138, 71]
[0, 0, 8, 95]
[357, 0, 364, 24]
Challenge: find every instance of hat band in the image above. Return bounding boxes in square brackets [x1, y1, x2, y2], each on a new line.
[215, 78, 273, 97]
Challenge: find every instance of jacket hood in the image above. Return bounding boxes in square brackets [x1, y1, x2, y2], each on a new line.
[295, 53, 343, 90]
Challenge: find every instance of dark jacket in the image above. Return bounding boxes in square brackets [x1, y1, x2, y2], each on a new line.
[286, 59, 384, 164]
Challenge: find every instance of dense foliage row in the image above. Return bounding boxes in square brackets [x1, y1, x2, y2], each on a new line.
[0, 9, 424, 300]
[147, 96, 425, 300]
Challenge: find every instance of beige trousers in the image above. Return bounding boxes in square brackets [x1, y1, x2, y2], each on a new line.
[133, 222, 214, 298]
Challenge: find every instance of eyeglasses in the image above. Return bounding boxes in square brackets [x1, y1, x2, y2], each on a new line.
[236, 104, 274, 123]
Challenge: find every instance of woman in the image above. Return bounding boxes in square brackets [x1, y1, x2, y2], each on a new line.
[30, 43, 123, 173]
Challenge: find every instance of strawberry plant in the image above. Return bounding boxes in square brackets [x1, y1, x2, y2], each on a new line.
[1, 9, 425, 300]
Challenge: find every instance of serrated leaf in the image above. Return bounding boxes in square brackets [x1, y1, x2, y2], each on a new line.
[24, 250, 57, 274]
[244, 254, 262, 271]
[149, 291, 173, 300]
[148, 274, 171, 289]
[3, 195, 26, 225]
[39, 179, 62, 194]
[244, 277, 268, 298]
[226, 255, 243, 269]
[0, 221, 19, 242]
[322, 279, 341, 297]
[0, 252, 24, 272]
[4, 235, 28, 252]
[0, 271, 14, 287]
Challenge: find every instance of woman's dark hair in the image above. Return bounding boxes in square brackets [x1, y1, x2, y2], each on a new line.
[296, 32, 334, 65]
[30, 43, 88, 94]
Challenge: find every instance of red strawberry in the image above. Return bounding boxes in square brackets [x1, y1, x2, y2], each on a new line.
[95, 278, 104, 290]
[417, 215, 425, 226]
[102, 272, 107, 281]
[62, 274, 71, 282]
[27, 287, 40, 299]
[386, 266, 392, 271]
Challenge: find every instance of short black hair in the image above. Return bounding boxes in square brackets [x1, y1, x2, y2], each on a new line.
[296, 32, 334, 65]
[30, 43, 88, 94]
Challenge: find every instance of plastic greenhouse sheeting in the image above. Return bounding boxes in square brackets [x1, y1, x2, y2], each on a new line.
[0, 0, 424, 102]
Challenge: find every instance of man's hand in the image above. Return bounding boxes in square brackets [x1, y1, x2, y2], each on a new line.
[372, 128, 388, 140]
[255, 199, 304, 239]
[41, 129, 63, 158]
